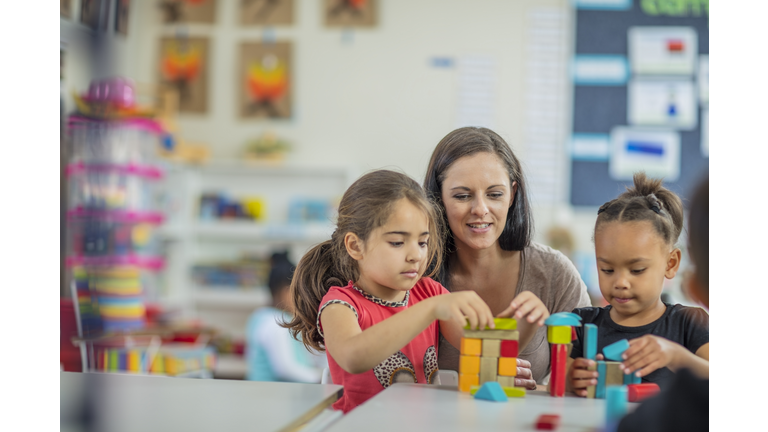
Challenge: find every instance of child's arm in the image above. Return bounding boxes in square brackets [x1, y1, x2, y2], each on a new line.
[621, 336, 709, 379]
[494, 291, 550, 352]
[322, 291, 494, 374]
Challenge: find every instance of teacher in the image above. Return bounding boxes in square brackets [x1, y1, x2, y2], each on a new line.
[423, 127, 591, 389]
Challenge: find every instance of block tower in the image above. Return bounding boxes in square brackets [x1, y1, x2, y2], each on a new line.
[585, 337, 642, 399]
[458, 318, 521, 393]
[544, 312, 583, 397]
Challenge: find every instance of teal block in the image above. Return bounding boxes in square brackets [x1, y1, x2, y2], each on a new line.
[606, 385, 628, 423]
[544, 312, 583, 326]
[624, 372, 641, 385]
[584, 324, 598, 360]
[596, 361, 607, 399]
[603, 339, 630, 361]
[474, 381, 509, 402]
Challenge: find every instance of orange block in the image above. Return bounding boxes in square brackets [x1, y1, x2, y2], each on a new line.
[459, 355, 481, 375]
[460, 337, 482, 356]
[498, 357, 517, 377]
[459, 373, 479, 393]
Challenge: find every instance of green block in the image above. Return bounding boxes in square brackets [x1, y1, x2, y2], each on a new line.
[470, 385, 526, 398]
[464, 317, 517, 330]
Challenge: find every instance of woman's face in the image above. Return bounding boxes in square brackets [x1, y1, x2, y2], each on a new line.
[440, 152, 517, 252]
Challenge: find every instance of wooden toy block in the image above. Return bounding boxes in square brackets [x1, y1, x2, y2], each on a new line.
[463, 329, 519, 340]
[605, 361, 624, 386]
[479, 356, 498, 384]
[549, 343, 567, 397]
[459, 373, 479, 393]
[586, 363, 596, 399]
[603, 339, 630, 361]
[463, 317, 517, 330]
[496, 375, 516, 387]
[544, 312, 582, 326]
[497, 357, 517, 377]
[547, 326, 571, 344]
[500, 339, 519, 357]
[571, 327, 577, 341]
[535, 414, 560, 430]
[627, 383, 660, 402]
[595, 361, 606, 399]
[460, 337, 482, 356]
[473, 382, 508, 402]
[584, 323, 598, 360]
[605, 385, 628, 423]
[471, 384, 525, 398]
[482, 339, 501, 358]
[624, 371, 642, 385]
[459, 355, 480, 375]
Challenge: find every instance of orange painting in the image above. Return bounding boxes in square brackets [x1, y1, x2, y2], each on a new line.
[159, 37, 209, 113]
[240, 42, 292, 119]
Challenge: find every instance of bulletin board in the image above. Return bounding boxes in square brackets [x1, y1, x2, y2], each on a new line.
[569, 1, 709, 207]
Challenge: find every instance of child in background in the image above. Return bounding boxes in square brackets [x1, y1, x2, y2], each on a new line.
[283, 170, 532, 413]
[616, 176, 709, 431]
[245, 251, 326, 382]
[568, 173, 709, 395]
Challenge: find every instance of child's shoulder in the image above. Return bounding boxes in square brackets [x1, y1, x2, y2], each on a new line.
[572, 305, 611, 324]
[412, 277, 450, 297]
[320, 281, 359, 304]
[664, 303, 709, 325]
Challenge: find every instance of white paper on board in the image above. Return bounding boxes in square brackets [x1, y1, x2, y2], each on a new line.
[609, 127, 681, 181]
[628, 78, 697, 130]
[701, 109, 708, 157]
[699, 55, 709, 105]
[629, 27, 698, 76]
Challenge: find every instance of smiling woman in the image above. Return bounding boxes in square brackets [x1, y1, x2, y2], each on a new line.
[424, 127, 592, 387]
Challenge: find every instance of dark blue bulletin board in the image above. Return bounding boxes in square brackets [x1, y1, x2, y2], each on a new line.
[570, 0, 709, 207]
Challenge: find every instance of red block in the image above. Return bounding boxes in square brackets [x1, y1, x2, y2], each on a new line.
[667, 40, 684, 52]
[500, 339, 519, 357]
[627, 383, 660, 402]
[571, 327, 577, 341]
[535, 414, 561, 430]
[549, 344, 567, 397]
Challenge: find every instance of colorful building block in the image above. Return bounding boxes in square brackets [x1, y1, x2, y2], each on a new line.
[473, 381, 508, 402]
[605, 361, 624, 386]
[459, 373, 479, 392]
[627, 383, 660, 402]
[471, 385, 526, 398]
[603, 339, 630, 361]
[482, 339, 501, 358]
[549, 343, 567, 397]
[544, 312, 582, 326]
[605, 385, 628, 423]
[480, 356, 498, 384]
[595, 361, 607, 399]
[624, 371, 641, 385]
[547, 326, 571, 344]
[498, 357, 517, 377]
[496, 375, 516, 387]
[460, 337, 482, 356]
[586, 363, 597, 399]
[535, 414, 560, 430]
[500, 339, 519, 357]
[464, 317, 517, 330]
[584, 323, 598, 360]
[459, 355, 480, 375]
[463, 329, 519, 340]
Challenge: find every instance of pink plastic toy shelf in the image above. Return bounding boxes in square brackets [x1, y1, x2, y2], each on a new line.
[65, 162, 165, 180]
[65, 255, 166, 271]
[66, 208, 165, 224]
[67, 115, 165, 135]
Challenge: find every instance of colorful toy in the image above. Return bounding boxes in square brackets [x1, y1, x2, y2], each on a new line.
[535, 414, 561, 430]
[585, 337, 639, 398]
[627, 383, 660, 402]
[603, 339, 630, 361]
[605, 385, 628, 423]
[472, 381, 508, 402]
[544, 312, 582, 397]
[458, 318, 524, 396]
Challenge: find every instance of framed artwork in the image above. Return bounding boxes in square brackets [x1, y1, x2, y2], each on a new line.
[324, 0, 377, 27]
[159, 37, 209, 113]
[115, 0, 130, 35]
[81, 0, 111, 31]
[160, 0, 216, 24]
[239, 42, 292, 119]
[240, 0, 294, 26]
[61, 0, 72, 18]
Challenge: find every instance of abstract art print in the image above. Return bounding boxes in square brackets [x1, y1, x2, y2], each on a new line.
[160, 0, 216, 24]
[240, 0, 294, 26]
[324, 0, 377, 27]
[239, 42, 292, 119]
[159, 37, 209, 113]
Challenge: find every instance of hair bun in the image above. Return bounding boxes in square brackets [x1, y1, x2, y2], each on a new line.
[645, 194, 663, 214]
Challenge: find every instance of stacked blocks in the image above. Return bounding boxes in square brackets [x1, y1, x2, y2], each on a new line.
[459, 318, 524, 396]
[585, 338, 640, 399]
[544, 312, 583, 397]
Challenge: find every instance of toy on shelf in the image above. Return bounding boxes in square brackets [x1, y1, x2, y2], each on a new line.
[199, 193, 267, 222]
[544, 312, 582, 397]
[71, 77, 156, 120]
[242, 131, 291, 162]
[458, 317, 525, 397]
[155, 87, 209, 164]
[192, 253, 271, 289]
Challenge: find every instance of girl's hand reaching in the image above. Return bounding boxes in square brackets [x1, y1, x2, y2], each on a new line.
[621, 335, 682, 377]
[431, 290, 495, 331]
[496, 291, 550, 326]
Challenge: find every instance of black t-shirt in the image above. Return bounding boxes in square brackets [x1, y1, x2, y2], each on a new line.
[570, 303, 709, 389]
[617, 368, 708, 432]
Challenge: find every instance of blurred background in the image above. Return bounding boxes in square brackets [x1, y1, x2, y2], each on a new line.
[59, 0, 708, 382]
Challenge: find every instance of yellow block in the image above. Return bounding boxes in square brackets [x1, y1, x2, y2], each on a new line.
[498, 357, 517, 377]
[470, 385, 526, 398]
[459, 373, 479, 393]
[459, 355, 481, 375]
[460, 337, 482, 356]
[482, 339, 501, 358]
[464, 317, 517, 330]
[547, 326, 572, 344]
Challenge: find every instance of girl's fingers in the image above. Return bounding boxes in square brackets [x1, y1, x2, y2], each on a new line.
[463, 307, 479, 330]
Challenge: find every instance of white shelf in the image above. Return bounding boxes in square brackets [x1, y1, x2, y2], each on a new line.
[194, 221, 334, 243]
[192, 287, 271, 308]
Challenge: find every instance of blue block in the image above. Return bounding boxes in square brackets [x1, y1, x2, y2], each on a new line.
[544, 312, 583, 326]
[623, 372, 641, 385]
[473, 382, 509, 402]
[606, 385, 628, 423]
[584, 323, 598, 360]
[596, 361, 606, 399]
[603, 339, 630, 361]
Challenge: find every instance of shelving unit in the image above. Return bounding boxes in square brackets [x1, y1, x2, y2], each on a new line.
[154, 160, 357, 340]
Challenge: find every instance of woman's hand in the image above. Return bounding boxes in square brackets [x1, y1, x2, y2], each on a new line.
[568, 354, 603, 397]
[514, 358, 537, 390]
[496, 291, 549, 326]
[431, 291, 495, 331]
[621, 335, 683, 377]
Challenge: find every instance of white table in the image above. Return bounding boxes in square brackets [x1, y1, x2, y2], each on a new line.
[60, 371, 343, 432]
[323, 384, 638, 432]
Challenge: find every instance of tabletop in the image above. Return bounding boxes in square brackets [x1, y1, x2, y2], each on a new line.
[60, 371, 343, 432]
[323, 384, 638, 432]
